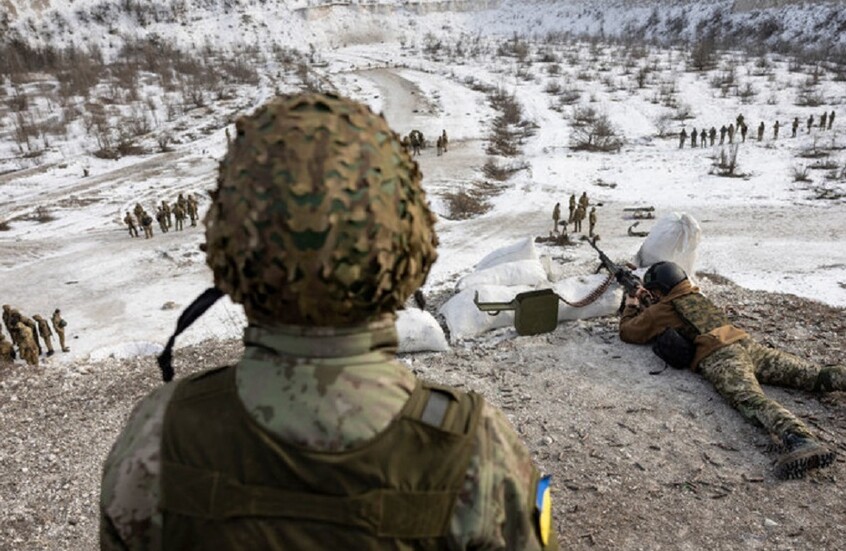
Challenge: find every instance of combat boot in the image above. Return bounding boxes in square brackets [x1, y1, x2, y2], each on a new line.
[774, 434, 836, 480]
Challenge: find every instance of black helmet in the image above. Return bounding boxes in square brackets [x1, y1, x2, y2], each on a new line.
[643, 261, 687, 294]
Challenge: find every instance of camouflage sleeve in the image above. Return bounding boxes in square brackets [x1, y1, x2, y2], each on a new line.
[449, 402, 557, 550]
[100, 383, 176, 550]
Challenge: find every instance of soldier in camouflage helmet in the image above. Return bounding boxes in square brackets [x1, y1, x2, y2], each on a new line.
[619, 261, 845, 480]
[100, 93, 558, 550]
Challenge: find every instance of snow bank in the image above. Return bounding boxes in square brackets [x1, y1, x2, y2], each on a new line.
[439, 284, 534, 342]
[397, 309, 449, 353]
[88, 341, 164, 362]
[456, 259, 549, 291]
[475, 237, 539, 270]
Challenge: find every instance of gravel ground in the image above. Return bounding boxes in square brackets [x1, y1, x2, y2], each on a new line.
[1, 275, 844, 550]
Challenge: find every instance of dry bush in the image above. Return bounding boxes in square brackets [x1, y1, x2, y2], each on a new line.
[570, 114, 624, 153]
[737, 82, 757, 104]
[572, 105, 598, 127]
[792, 164, 811, 182]
[712, 145, 744, 177]
[0, 220, 10, 231]
[795, 86, 824, 107]
[689, 37, 717, 72]
[443, 188, 491, 220]
[544, 80, 562, 95]
[481, 159, 528, 181]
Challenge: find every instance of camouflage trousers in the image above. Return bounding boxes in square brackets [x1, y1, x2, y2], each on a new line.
[699, 338, 846, 441]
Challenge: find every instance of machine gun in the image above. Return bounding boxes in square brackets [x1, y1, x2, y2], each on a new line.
[587, 238, 653, 306]
[473, 289, 561, 336]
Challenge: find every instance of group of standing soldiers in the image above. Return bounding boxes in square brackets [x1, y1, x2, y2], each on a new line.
[552, 191, 598, 237]
[679, 110, 836, 149]
[400, 129, 449, 157]
[0, 305, 70, 367]
[123, 193, 199, 239]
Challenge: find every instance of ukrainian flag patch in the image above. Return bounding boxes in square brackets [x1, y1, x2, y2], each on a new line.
[535, 475, 552, 546]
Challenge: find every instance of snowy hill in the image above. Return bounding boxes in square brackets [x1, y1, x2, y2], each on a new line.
[3, 0, 846, 56]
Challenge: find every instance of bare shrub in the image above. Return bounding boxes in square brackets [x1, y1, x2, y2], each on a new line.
[157, 133, 173, 152]
[713, 145, 744, 177]
[481, 159, 528, 181]
[672, 102, 694, 121]
[0, 220, 10, 232]
[33, 207, 57, 223]
[570, 114, 624, 153]
[791, 164, 811, 182]
[737, 82, 757, 104]
[572, 105, 598, 127]
[443, 187, 491, 220]
[654, 112, 675, 138]
[795, 86, 824, 107]
[544, 80, 562, 95]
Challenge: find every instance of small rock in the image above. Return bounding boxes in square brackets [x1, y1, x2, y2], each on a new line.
[764, 518, 779, 528]
[161, 301, 179, 310]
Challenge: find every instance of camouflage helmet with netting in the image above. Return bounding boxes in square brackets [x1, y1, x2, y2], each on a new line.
[204, 93, 438, 326]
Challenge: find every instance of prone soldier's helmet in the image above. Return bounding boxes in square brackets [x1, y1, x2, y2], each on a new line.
[204, 92, 438, 327]
[643, 261, 687, 295]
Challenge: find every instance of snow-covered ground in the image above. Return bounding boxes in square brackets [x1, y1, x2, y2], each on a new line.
[1, 1, 844, 368]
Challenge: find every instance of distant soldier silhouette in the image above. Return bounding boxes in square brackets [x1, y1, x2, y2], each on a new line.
[807, 115, 814, 133]
[187, 194, 199, 227]
[436, 135, 443, 156]
[162, 200, 173, 228]
[568, 193, 576, 222]
[736, 114, 745, 128]
[123, 212, 139, 238]
[828, 110, 835, 130]
[32, 315, 54, 356]
[552, 202, 561, 233]
[573, 205, 585, 233]
[773, 120, 780, 140]
[792, 117, 799, 137]
[757, 121, 764, 142]
[174, 203, 186, 231]
[740, 123, 748, 143]
[679, 128, 687, 149]
[719, 125, 727, 145]
[728, 123, 735, 144]
[700, 131, 707, 147]
[141, 211, 154, 239]
[709, 127, 716, 146]
[578, 191, 589, 211]
[20, 314, 41, 356]
[820, 112, 827, 129]
[690, 128, 698, 148]
[0, 333, 14, 363]
[441, 129, 449, 152]
[52, 309, 69, 353]
[156, 208, 169, 233]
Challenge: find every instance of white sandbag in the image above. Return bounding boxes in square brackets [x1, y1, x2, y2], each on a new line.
[553, 273, 625, 320]
[636, 212, 701, 275]
[475, 237, 538, 271]
[439, 284, 533, 342]
[397, 309, 449, 353]
[456, 259, 549, 291]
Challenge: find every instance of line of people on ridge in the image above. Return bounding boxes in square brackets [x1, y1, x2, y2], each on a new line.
[552, 191, 598, 237]
[0, 305, 70, 367]
[123, 193, 199, 239]
[679, 110, 836, 149]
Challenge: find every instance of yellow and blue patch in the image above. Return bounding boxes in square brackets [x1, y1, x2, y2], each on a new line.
[534, 475, 552, 546]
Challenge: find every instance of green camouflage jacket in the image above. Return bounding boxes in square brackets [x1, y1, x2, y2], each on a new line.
[101, 317, 554, 550]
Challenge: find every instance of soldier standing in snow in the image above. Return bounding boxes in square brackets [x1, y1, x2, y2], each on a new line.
[552, 202, 561, 233]
[52, 309, 69, 353]
[123, 212, 139, 238]
[32, 314, 54, 356]
[679, 128, 687, 149]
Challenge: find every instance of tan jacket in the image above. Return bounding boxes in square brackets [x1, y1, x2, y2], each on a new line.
[619, 280, 748, 369]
